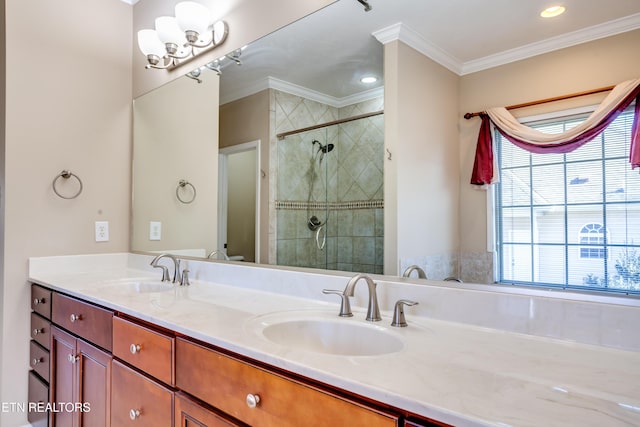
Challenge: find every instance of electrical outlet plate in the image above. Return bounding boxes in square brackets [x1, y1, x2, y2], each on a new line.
[95, 221, 109, 242]
[149, 221, 161, 241]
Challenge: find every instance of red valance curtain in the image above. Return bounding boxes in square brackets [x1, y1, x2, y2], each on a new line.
[471, 78, 640, 186]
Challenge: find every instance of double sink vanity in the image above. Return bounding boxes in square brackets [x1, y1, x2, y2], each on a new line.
[27, 253, 640, 426]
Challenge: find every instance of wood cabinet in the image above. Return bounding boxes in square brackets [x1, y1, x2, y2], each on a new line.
[176, 337, 399, 427]
[112, 316, 175, 386]
[32, 284, 450, 427]
[175, 392, 242, 427]
[50, 326, 112, 427]
[111, 360, 173, 427]
[29, 284, 52, 426]
[52, 292, 113, 352]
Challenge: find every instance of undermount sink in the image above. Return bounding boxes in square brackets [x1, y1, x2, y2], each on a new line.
[98, 278, 175, 293]
[247, 311, 405, 356]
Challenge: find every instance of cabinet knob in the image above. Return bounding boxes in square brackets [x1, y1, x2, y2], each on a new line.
[32, 357, 43, 366]
[246, 393, 260, 409]
[33, 297, 45, 305]
[33, 328, 44, 336]
[69, 314, 82, 322]
[67, 354, 79, 364]
[130, 344, 141, 354]
[129, 409, 141, 420]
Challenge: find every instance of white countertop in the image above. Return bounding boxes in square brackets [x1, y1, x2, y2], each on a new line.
[29, 254, 640, 427]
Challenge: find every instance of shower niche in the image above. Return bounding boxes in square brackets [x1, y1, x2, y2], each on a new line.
[274, 91, 384, 273]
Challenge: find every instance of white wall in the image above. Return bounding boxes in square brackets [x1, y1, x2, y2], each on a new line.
[2, 0, 133, 424]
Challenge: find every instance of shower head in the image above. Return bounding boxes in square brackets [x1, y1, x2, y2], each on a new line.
[312, 140, 334, 154]
[321, 143, 334, 154]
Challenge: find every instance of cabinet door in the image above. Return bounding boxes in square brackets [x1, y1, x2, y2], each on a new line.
[78, 339, 111, 427]
[111, 360, 173, 427]
[51, 326, 77, 427]
[175, 393, 240, 427]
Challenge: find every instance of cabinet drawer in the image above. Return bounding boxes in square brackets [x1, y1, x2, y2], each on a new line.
[176, 338, 399, 427]
[31, 284, 52, 319]
[28, 371, 49, 427]
[31, 312, 51, 349]
[52, 293, 113, 351]
[113, 317, 174, 386]
[30, 341, 50, 383]
[111, 360, 173, 427]
[175, 392, 241, 427]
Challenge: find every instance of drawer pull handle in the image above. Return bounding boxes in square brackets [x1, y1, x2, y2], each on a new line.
[69, 314, 82, 322]
[129, 409, 141, 420]
[67, 354, 79, 364]
[130, 344, 142, 354]
[32, 357, 43, 366]
[33, 297, 46, 305]
[33, 328, 44, 336]
[246, 394, 260, 409]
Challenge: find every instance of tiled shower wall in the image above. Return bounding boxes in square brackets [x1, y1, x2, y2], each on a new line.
[271, 90, 385, 273]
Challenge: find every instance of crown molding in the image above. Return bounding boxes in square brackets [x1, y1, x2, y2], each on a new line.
[374, 13, 640, 76]
[461, 12, 640, 75]
[372, 23, 463, 75]
[221, 76, 384, 108]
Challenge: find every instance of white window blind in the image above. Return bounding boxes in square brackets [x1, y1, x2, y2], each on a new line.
[496, 106, 640, 293]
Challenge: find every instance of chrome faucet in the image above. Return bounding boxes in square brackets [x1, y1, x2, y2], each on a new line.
[150, 254, 181, 283]
[207, 249, 230, 260]
[402, 265, 427, 279]
[343, 273, 381, 322]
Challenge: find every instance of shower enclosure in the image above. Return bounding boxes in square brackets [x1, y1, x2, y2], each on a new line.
[276, 111, 384, 273]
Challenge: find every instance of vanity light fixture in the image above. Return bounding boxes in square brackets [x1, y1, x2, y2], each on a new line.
[360, 76, 377, 84]
[137, 1, 229, 70]
[540, 5, 566, 18]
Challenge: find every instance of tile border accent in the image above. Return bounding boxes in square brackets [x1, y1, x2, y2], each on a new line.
[276, 199, 384, 210]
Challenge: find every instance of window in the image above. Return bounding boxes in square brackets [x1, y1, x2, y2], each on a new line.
[495, 106, 640, 293]
[579, 223, 606, 259]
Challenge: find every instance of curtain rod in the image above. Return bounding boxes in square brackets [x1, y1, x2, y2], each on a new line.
[276, 110, 384, 140]
[463, 85, 615, 120]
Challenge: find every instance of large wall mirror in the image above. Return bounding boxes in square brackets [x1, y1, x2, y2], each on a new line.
[132, 0, 428, 276]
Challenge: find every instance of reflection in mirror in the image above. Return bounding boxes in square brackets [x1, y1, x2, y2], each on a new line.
[132, 73, 219, 257]
[275, 104, 384, 273]
[132, 0, 391, 275]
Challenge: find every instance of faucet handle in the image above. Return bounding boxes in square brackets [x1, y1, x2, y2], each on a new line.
[180, 269, 190, 286]
[322, 289, 353, 317]
[391, 299, 419, 327]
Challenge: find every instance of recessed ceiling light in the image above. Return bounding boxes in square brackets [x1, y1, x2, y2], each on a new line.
[360, 76, 377, 84]
[540, 5, 566, 18]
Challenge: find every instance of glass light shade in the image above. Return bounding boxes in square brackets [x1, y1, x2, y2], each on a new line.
[212, 20, 227, 45]
[137, 29, 166, 57]
[175, 1, 211, 34]
[155, 16, 185, 45]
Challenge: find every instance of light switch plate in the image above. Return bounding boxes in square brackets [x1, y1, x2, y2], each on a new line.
[150, 221, 161, 241]
[95, 221, 109, 242]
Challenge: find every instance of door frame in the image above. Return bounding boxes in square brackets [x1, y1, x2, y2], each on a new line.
[218, 140, 261, 262]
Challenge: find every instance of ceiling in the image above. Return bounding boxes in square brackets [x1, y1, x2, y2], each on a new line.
[128, 0, 640, 104]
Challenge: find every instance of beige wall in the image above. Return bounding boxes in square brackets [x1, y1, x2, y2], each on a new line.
[459, 29, 640, 263]
[132, 73, 219, 255]
[132, 0, 336, 98]
[384, 41, 460, 276]
[220, 90, 270, 263]
[2, 0, 132, 424]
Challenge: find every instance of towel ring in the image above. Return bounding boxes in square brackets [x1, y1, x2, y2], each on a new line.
[176, 180, 196, 204]
[52, 170, 83, 199]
